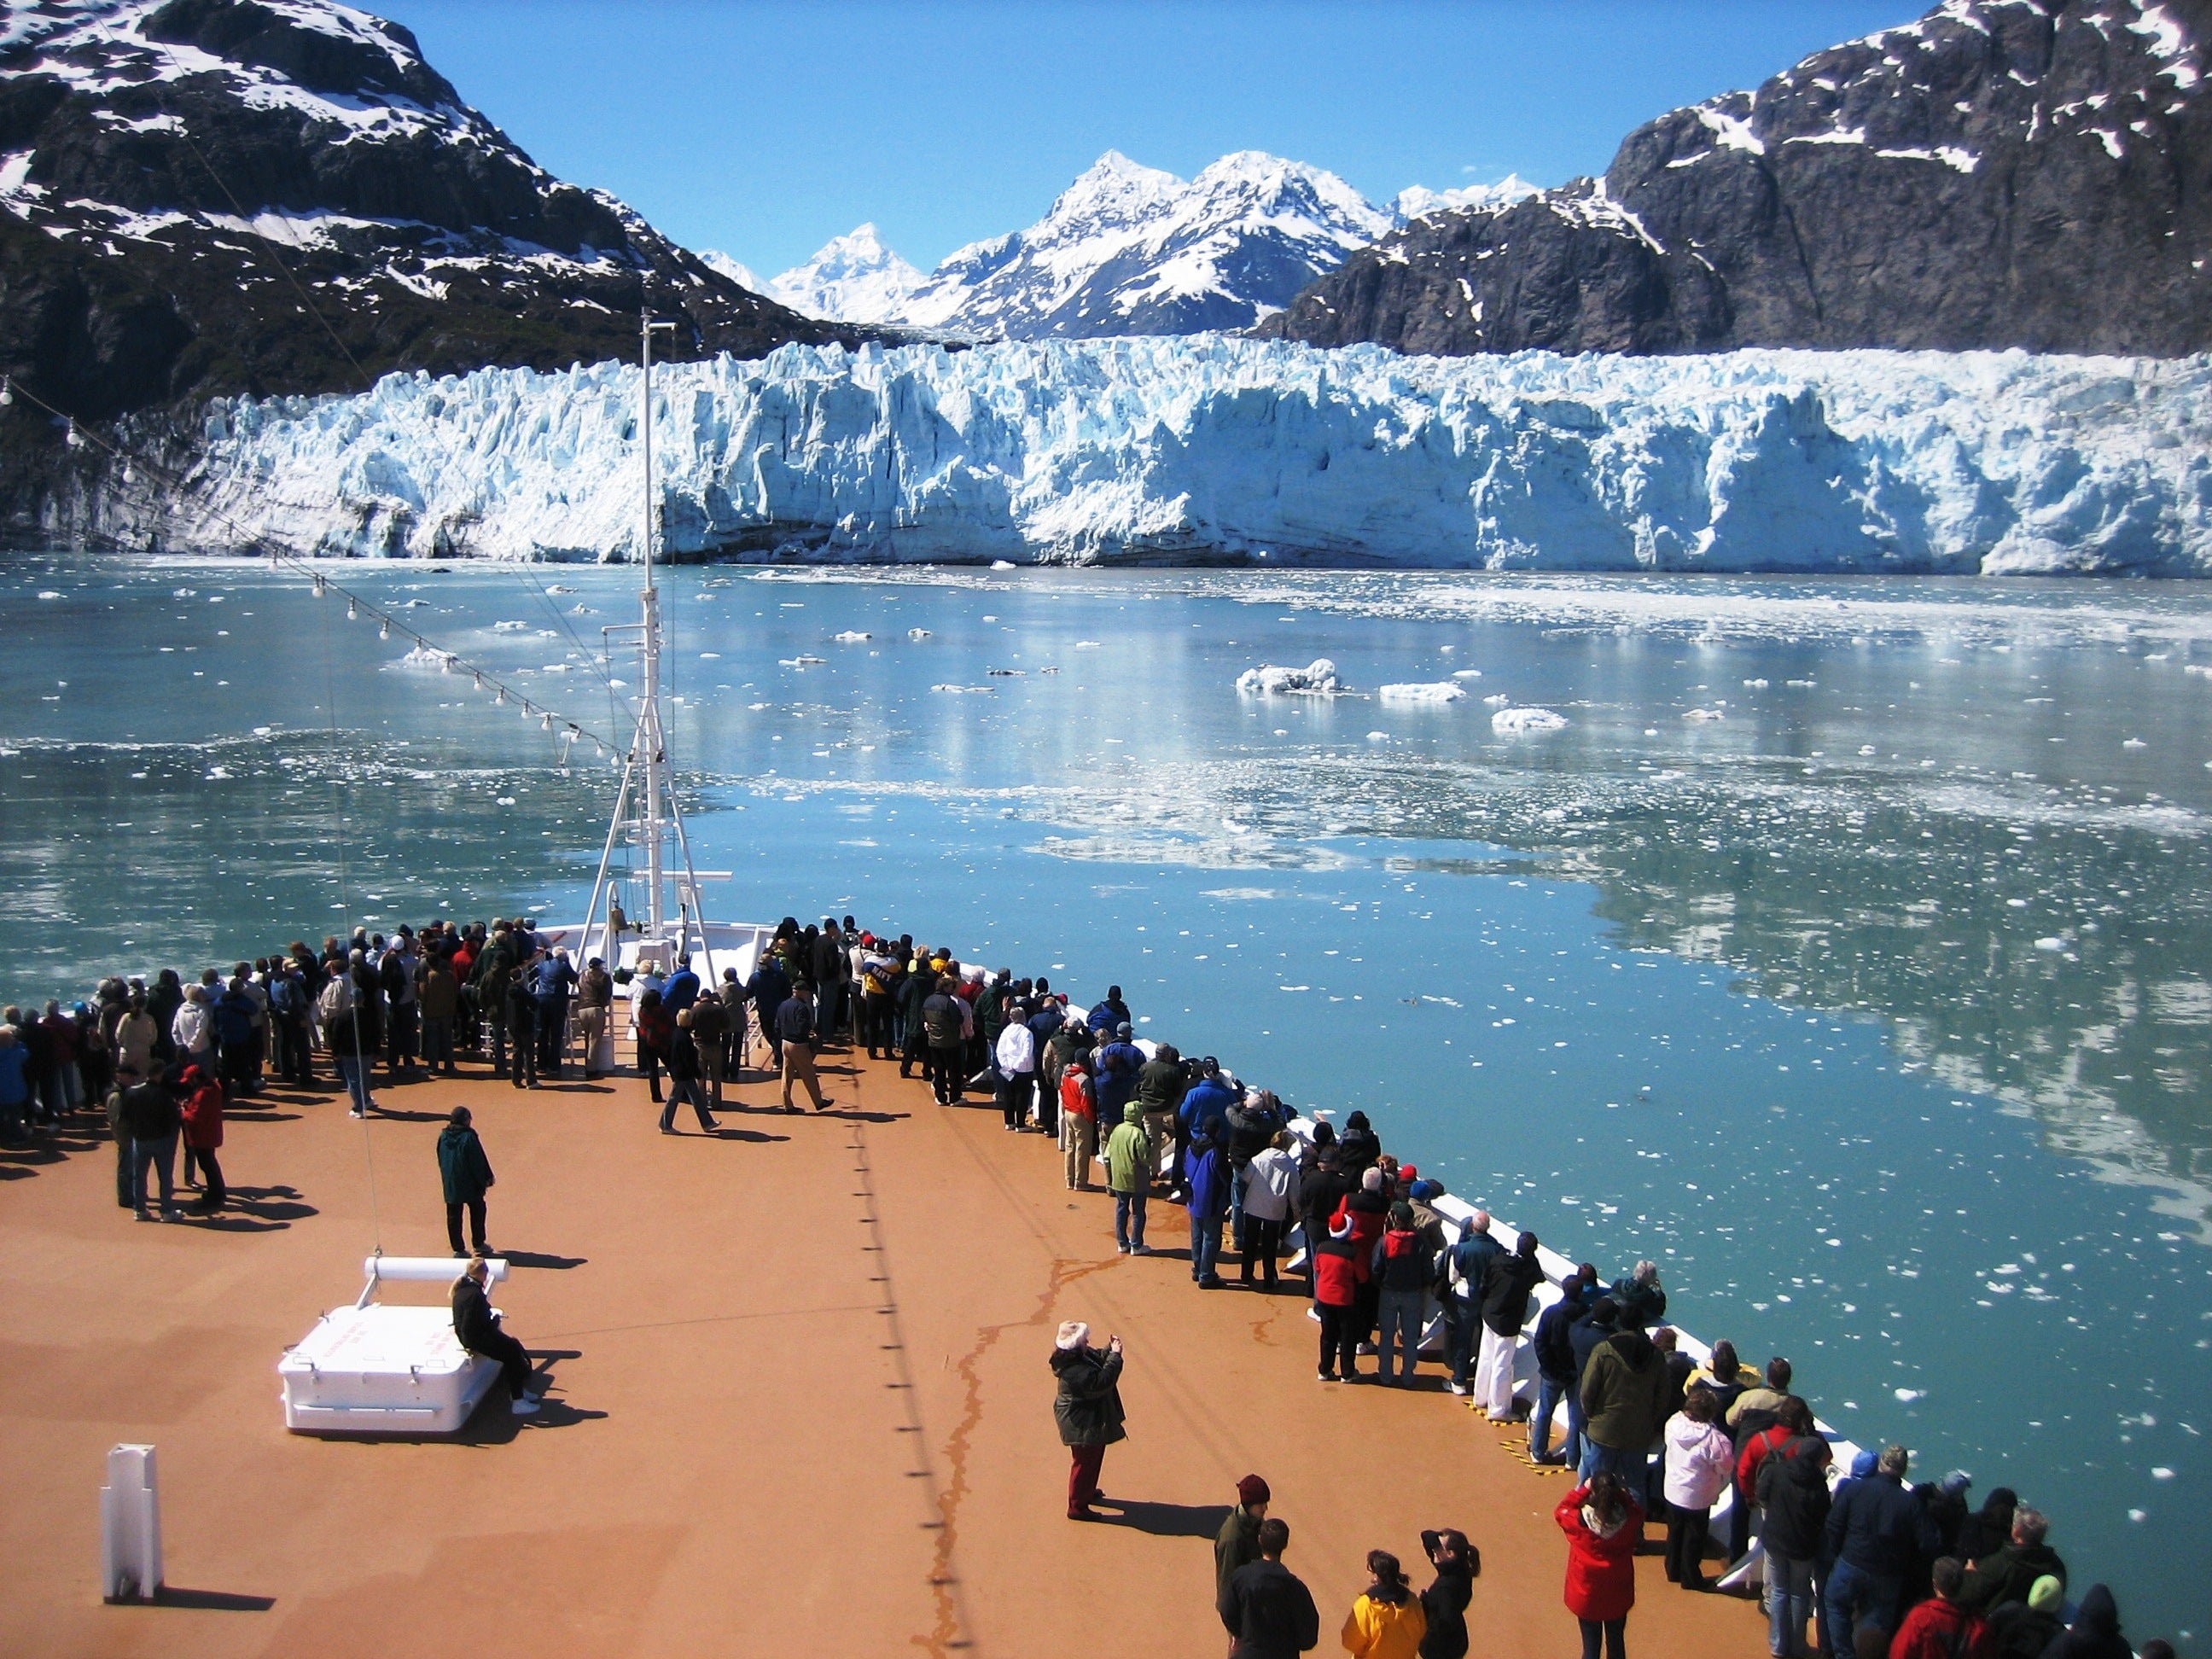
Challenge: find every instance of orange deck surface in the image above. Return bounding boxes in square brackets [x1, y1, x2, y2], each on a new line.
[2, 1043, 1764, 1656]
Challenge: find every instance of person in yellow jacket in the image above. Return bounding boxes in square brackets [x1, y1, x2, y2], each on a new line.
[1342, 1549, 1426, 1658]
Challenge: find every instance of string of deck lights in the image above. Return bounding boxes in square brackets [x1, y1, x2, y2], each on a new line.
[3, 375, 628, 770]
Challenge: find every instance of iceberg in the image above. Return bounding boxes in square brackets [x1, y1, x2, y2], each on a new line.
[1237, 658, 1343, 695]
[1377, 681, 1467, 703]
[152, 336, 2212, 575]
[1492, 707, 1569, 732]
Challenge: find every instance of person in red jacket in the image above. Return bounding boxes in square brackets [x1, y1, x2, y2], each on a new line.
[177, 1062, 226, 1214]
[1890, 1557, 1985, 1659]
[1559, 1470, 1641, 1659]
[1737, 1397, 1813, 1564]
[1313, 1214, 1363, 1382]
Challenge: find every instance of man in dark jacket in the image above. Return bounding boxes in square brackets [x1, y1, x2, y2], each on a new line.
[1563, 1295, 1620, 1473]
[746, 953, 792, 1070]
[775, 983, 832, 1113]
[1086, 985, 1131, 1033]
[1823, 1444, 1942, 1657]
[1528, 1276, 1588, 1464]
[116, 1068, 182, 1220]
[1443, 1211, 1505, 1395]
[1050, 1320, 1124, 1521]
[451, 1257, 539, 1416]
[1220, 1517, 1320, 1659]
[1475, 1231, 1544, 1419]
[919, 980, 968, 1105]
[1756, 1430, 1833, 1654]
[436, 1107, 494, 1256]
[532, 949, 578, 1078]
[1578, 1308, 1668, 1483]
[1957, 1507, 2067, 1615]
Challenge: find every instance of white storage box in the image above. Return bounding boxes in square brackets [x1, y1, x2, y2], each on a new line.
[280, 1256, 509, 1435]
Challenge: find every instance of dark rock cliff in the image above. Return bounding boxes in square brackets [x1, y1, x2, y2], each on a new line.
[1262, 0, 2212, 357]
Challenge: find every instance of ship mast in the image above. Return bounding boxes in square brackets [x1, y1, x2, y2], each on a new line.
[639, 308, 672, 942]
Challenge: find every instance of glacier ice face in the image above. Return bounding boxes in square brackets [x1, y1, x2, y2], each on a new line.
[160, 335, 2212, 575]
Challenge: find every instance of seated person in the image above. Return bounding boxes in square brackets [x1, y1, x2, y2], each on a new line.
[451, 1255, 542, 1417]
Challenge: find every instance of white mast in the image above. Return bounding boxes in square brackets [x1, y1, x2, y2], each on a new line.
[639, 308, 675, 942]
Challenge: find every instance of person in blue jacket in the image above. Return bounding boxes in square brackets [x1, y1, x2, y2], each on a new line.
[1185, 1126, 1231, 1289]
[532, 948, 578, 1078]
[0, 1026, 32, 1143]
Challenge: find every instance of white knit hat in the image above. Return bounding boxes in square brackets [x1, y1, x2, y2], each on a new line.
[1055, 1320, 1090, 1351]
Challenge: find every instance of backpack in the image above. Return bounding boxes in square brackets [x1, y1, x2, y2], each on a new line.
[316, 973, 354, 1027]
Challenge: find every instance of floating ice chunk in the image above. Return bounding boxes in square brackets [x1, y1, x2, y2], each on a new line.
[2129, 1509, 2148, 1522]
[779, 655, 827, 667]
[2124, 737, 2147, 748]
[1377, 681, 1466, 704]
[492, 620, 529, 632]
[833, 631, 871, 642]
[1895, 1388, 1927, 1402]
[931, 683, 991, 694]
[1683, 707, 1726, 722]
[173, 588, 195, 598]
[1492, 707, 1569, 732]
[395, 644, 457, 671]
[989, 559, 1017, 570]
[1366, 731, 1391, 742]
[908, 628, 932, 639]
[1743, 678, 1769, 688]
[1451, 667, 1483, 678]
[699, 651, 720, 660]
[1073, 640, 1101, 649]
[1237, 659, 1343, 696]
[36, 590, 61, 600]
[2152, 1466, 2176, 1480]
[1481, 693, 1511, 706]
[545, 584, 577, 594]
[205, 765, 231, 780]
[2034, 936, 2065, 951]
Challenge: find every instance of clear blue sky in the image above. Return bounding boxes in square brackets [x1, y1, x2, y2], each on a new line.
[393, 1, 1919, 277]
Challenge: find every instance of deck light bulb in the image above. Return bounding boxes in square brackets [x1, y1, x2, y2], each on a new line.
[378, 620, 389, 640]
[346, 599, 357, 621]
[541, 713, 553, 731]
[494, 687, 505, 705]
[66, 420, 82, 447]
[0, 376, 12, 405]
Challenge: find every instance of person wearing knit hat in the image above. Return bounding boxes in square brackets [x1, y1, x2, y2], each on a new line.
[1214, 1474, 1273, 1606]
[1049, 1323, 1124, 1521]
[1982, 1570, 2068, 1659]
[1313, 1213, 1363, 1382]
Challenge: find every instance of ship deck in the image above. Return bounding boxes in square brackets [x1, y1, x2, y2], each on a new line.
[3, 1044, 1761, 1657]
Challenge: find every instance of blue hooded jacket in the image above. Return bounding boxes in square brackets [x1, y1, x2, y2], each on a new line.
[1186, 1137, 1230, 1222]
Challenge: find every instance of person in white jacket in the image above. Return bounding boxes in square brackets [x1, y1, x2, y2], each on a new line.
[994, 1009, 1037, 1132]
[1239, 1131, 1300, 1289]
[170, 986, 214, 1073]
[1661, 1386, 1737, 1591]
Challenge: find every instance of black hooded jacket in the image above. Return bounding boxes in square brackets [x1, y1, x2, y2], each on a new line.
[1755, 1435, 1834, 1561]
[2042, 1586, 2128, 1659]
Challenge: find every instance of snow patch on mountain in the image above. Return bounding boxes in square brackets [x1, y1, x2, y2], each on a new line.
[698, 250, 769, 294]
[152, 336, 2212, 576]
[891, 149, 1396, 338]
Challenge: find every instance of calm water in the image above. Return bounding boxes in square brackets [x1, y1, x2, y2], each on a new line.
[4, 555, 2209, 1644]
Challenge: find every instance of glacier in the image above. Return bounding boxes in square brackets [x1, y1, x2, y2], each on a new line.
[157, 335, 2212, 575]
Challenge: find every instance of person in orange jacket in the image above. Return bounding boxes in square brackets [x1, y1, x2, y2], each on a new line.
[1558, 1470, 1641, 1659]
[1341, 1548, 1426, 1659]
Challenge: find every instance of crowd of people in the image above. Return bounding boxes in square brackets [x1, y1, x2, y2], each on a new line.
[1, 911, 2173, 1659]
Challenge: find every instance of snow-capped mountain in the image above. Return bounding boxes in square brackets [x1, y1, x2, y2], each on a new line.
[1267, 0, 2212, 357]
[892, 149, 1397, 338]
[1391, 176, 1540, 223]
[697, 249, 769, 294]
[758, 224, 926, 324]
[93, 336, 2211, 574]
[0, 0, 843, 509]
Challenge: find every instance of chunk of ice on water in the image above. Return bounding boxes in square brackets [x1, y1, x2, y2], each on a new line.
[1377, 681, 1465, 703]
[1492, 707, 1569, 732]
[1237, 659, 1342, 696]
[1895, 1388, 1926, 1402]
[834, 631, 870, 641]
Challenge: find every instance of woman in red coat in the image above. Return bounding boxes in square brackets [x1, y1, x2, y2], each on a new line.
[1557, 1470, 1640, 1659]
[177, 1063, 226, 1214]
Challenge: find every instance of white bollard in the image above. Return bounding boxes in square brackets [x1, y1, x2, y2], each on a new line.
[99, 1443, 162, 1603]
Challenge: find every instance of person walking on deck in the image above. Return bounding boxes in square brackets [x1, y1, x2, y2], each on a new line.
[1105, 1101, 1154, 1255]
[1057, 1051, 1097, 1191]
[775, 982, 832, 1112]
[1560, 1471, 1641, 1659]
[1050, 1320, 1123, 1521]
[452, 1256, 541, 1416]
[1221, 1517, 1320, 1659]
[661, 1010, 722, 1134]
[437, 1107, 494, 1256]
[690, 991, 729, 1109]
[1215, 1475, 1272, 1608]
[1342, 1550, 1426, 1659]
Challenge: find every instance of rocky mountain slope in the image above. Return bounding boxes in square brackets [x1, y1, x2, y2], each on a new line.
[1263, 0, 2212, 357]
[889, 149, 1398, 338]
[0, 0, 849, 514]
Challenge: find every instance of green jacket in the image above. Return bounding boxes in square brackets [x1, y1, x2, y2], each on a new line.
[1104, 1103, 1153, 1195]
[1580, 1328, 1670, 1452]
[437, 1125, 494, 1204]
[1214, 1506, 1263, 1605]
